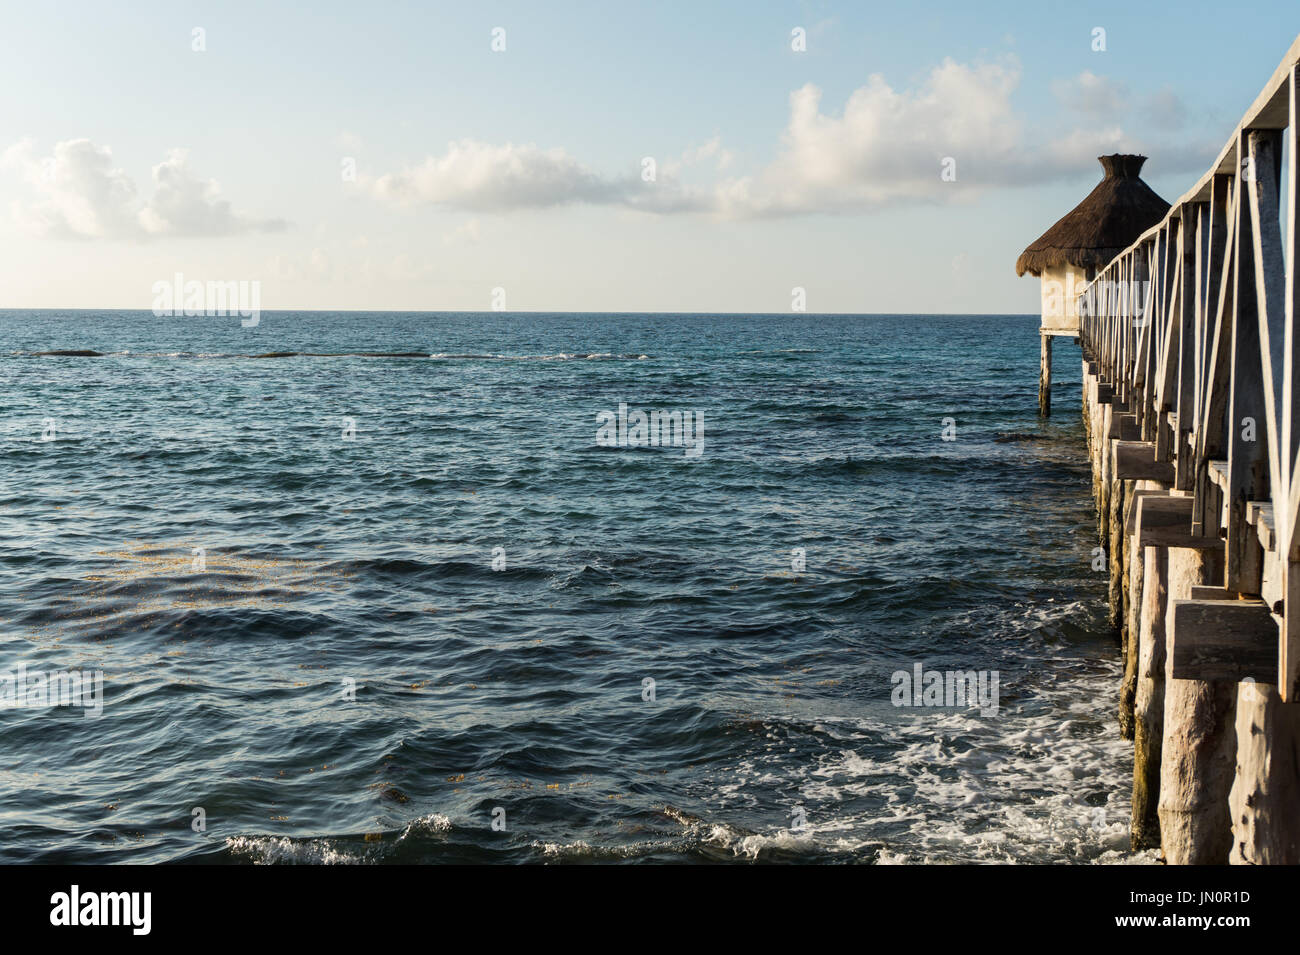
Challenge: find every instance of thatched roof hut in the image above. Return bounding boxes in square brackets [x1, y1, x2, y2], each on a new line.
[1015, 155, 1170, 277]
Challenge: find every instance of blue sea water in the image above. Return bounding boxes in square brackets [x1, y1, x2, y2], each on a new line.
[0, 310, 1135, 863]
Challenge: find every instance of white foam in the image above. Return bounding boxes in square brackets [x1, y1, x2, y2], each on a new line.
[224, 835, 363, 865]
[704, 629, 1140, 864]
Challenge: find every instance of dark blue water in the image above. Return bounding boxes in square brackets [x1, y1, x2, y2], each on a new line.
[0, 310, 1134, 863]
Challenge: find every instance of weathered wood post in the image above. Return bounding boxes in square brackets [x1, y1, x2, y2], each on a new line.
[1134, 543, 1167, 849]
[1159, 546, 1234, 863]
[1230, 683, 1300, 863]
[1039, 332, 1052, 417]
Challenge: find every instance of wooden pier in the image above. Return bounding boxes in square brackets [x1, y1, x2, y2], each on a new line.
[1071, 33, 1300, 864]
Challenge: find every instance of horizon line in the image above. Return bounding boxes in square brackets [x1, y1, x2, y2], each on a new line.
[0, 306, 1041, 318]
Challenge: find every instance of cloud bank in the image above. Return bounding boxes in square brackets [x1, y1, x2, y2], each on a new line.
[367, 57, 1217, 219]
[2, 139, 286, 238]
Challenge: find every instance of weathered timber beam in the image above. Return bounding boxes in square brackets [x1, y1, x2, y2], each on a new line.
[1125, 488, 1167, 536]
[1227, 128, 1270, 594]
[1137, 493, 1222, 549]
[1170, 598, 1278, 682]
[1190, 585, 1234, 600]
[1284, 64, 1300, 702]
[1097, 383, 1115, 403]
[1114, 439, 1175, 482]
[1208, 459, 1230, 491]
[1175, 211, 1198, 492]
[1245, 130, 1288, 529]
[1246, 500, 1277, 552]
[1108, 413, 1142, 441]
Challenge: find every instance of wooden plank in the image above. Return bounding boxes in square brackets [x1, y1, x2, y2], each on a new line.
[1170, 598, 1279, 682]
[1135, 248, 1154, 437]
[1108, 413, 1141, 441]
[1197, 176, 1237, 463]
[1227, 129, 1270, 594]
[1157, 222, 1182, 416]
[1142, 244, 1159, 440]
[1176, 210, 1199, 490]
[1189, 585, 1233, 600]
[1159, 227, 1170, 400]
[1246, 130, 1288, 545]
[1247, 500, 1277, 552]
[1124, 254, 1137, 405]
[1284, 66, 1300, 701]
[1193, 203, 1209, 430]
[1137, 493, 1221, 549]
[1126, 488, 1169, 536]
[1114, 439, 1175, 482]
[1208, 459, 1230, 491]
[1192, 176, 1235, 537]
[1158, 409, 1177, 463]
[1097, 383, 1114, 403]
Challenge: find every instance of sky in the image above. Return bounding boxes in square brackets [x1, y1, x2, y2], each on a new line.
[0, 0, 1296, 314]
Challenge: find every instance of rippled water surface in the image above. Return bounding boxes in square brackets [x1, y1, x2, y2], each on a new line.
[0, 310, 1135, 863]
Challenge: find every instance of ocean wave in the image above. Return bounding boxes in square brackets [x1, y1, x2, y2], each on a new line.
[224, 835, 366, 865]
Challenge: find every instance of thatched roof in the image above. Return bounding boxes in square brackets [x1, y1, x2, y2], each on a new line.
[1015, 155, 1170, 277]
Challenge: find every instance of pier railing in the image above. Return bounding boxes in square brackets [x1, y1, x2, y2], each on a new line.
[1077, 34, 1300, 701]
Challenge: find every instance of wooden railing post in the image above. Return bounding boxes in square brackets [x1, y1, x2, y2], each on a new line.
[1226, 131, 1270, 594]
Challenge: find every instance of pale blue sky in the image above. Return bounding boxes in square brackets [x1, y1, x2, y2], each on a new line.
[1, 1, 1296, 312]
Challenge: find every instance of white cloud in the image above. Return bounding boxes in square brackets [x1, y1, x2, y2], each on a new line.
[675, 136, 734, 173]
[713, 58, 1031, 214]
[2, 138, 286, 238]
[138, 149, 286, 236]
[367, 139, 626, 211]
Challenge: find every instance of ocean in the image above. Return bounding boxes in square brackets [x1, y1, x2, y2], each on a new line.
[0, 309, 1136, 863]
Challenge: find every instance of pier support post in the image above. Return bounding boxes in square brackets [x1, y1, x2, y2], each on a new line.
[1132, 545, 1168, 850]
[1108, 478, 1126, 634]
[1039, 332, 1051, 418]
[1119, 520, 1142, 738]
[1081, 359, 1094, 437]
[1229, 684, 1300, 863]
[1119, 480, 1156, 738]
[1098, 405, 1113, 562]
[1158, 546, 1235, 864]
